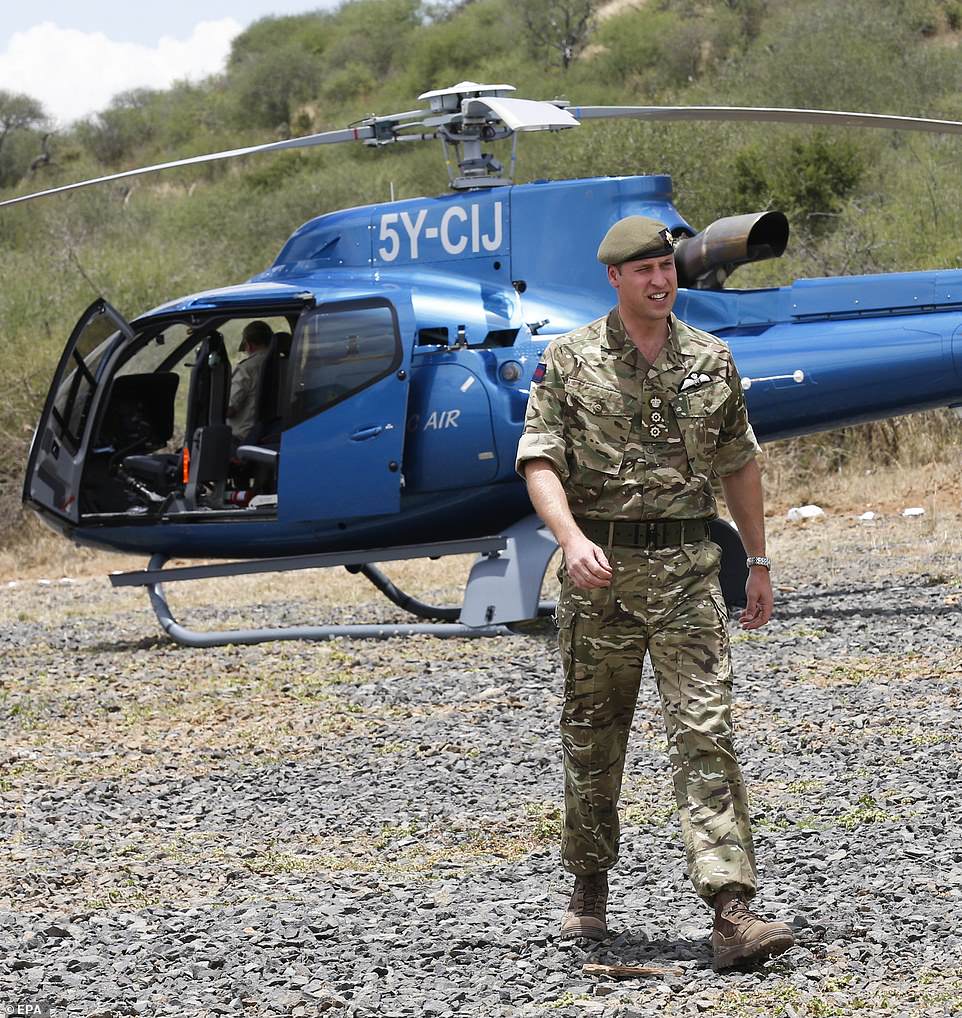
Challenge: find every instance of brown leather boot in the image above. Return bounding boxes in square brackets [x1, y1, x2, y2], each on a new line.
[712, 894, 795, 970]
[559, 872, 608, 941]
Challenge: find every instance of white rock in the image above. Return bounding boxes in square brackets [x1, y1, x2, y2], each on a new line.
[476, 684, 508, 700]
[902, 507, 925, 517]
[859, 511, 876, 521]
[787, 504, 825, 522]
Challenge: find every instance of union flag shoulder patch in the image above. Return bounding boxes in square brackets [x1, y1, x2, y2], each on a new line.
[532, 362, 547, 384]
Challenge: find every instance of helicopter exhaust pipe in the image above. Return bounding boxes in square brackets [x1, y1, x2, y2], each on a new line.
[674, 211, 789, 290]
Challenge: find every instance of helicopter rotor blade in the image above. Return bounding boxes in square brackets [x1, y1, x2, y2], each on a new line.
[569, 105, 962, 136]
[0, 118, 420, 209]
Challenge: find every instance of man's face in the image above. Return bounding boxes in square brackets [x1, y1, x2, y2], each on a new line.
[607, 253, 678, 323]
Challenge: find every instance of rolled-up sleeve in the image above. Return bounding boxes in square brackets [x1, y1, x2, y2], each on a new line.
[712, 356, 761, 477]
[515, 343, 569, 481]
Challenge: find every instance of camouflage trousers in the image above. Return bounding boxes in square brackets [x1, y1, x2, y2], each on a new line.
[556, 539, 757, 902]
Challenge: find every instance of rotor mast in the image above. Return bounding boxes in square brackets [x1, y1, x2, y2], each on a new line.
[420, 82, 515, 189]
[417, 81, 578, 190]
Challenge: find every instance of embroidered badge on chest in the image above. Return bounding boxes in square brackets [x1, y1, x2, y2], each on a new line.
[642, 392, 673, 442]
[680, 372, 714, 391]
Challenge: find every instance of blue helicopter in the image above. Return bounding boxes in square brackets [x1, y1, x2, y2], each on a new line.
[7, 82, 962, 645]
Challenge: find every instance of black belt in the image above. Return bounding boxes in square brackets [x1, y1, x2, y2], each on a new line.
[575, 517, 710, 549]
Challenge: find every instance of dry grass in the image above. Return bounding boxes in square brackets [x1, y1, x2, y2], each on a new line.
[760, 408, 962, 516]
[766, 502, 962, 594]
[794, 649, 962, 688]
[0, 514, 146, 580]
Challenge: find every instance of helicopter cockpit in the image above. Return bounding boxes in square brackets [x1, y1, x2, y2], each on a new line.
[28, 291, 407, 534]
[80, 313, 295, 519]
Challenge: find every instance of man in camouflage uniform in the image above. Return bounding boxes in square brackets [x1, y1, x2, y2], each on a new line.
[516, 216, 794, 970]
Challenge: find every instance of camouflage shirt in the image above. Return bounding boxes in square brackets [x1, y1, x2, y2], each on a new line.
[515, 309, 759, 521]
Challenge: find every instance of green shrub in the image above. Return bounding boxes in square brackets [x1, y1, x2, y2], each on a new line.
[904, 0, 942, 35]
[733, 131, 865, 235]
[401, 0, 515, 92]
[228, 13, 333, 68]
[593, 5, 739, 89]
[228, 43, 324, 132]
[321, 0, 423, 80]
[322, 62, 379, 104]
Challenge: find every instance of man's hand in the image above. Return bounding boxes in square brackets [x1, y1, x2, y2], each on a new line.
[739, 567, 773, 630]
[720, 459, 773, 630]
[523, 460, 613, 590]
[563, 533, 612, 590]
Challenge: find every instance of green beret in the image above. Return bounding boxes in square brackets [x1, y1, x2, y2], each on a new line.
[597, 215, 675, 266]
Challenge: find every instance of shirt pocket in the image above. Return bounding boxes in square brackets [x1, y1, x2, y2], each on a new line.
[564, 378, 632, 476]
[670, 380, 732, 475]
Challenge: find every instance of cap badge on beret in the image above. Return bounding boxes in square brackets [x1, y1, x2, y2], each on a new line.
[596, 215, 677, 265]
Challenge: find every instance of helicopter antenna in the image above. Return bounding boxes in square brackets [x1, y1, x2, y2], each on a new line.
[67, 247, 105, 300]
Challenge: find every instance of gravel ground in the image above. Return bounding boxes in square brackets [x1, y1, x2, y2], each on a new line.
[1, 510, 961, 1017]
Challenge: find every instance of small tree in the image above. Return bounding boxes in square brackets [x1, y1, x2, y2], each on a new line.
[520, 0, 599, 70]
[76, 89, 159, 166]
[0, 91, 46, 185]
[230, 44, 323, 131]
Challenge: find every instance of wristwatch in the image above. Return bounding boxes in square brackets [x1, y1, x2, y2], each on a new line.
[746, 556, 772, 570]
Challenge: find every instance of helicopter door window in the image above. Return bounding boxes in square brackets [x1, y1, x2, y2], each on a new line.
[288, 302, 400, 426]
[52, 317, 120, 452]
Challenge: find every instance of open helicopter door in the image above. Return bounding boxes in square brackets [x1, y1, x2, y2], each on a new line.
[278, 295, 413, 523]
[24, 299, 134, 527]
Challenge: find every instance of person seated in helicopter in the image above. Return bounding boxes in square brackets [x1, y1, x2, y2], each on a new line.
[226, 320, 272, 441]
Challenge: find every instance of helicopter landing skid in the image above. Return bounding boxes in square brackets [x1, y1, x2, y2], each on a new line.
[109, 515, 560, 648]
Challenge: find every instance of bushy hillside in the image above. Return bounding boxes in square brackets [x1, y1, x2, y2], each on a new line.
[1, 0, 961, 546]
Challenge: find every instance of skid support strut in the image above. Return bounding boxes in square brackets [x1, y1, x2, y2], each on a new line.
[109, 515, 559, 647]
